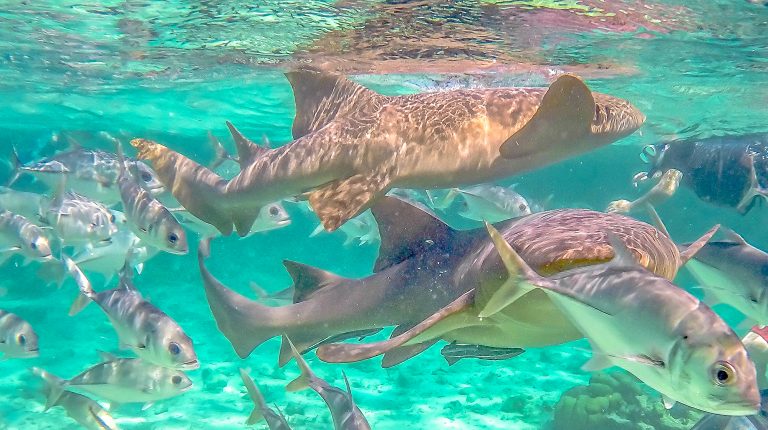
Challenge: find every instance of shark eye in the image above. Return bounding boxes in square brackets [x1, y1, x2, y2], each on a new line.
[171, 375, 182, 385]
[269, 206, 279, 217]
[168, 233, 178, 244]
[168, 342, 181, 355]
[16, 334, 26, 346]
[712, 362, 736, 386]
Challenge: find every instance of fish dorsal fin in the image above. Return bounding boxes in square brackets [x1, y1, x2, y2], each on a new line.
[282, 260, 345, 303]
[720, 226, 748, 245]
[285, 67, 386, 139]
[225, 121, 269, 167]
[98, 350, 119, 362]
[605, 233, 639, 268]
[372, 195, 456, 272]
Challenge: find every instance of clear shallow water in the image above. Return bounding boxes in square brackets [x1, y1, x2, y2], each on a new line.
[0, 1, 767, 429]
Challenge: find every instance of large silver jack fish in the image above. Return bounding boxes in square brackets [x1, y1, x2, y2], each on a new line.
[132, 67, 644, 235]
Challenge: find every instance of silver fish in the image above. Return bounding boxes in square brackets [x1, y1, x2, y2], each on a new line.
[0, 210, 52, 264]
[115, 143, 187, 255]
[690, 414, 768, 430]
[0, 186, 47, 220]
[33, 352, 192, 409]
[685, 228, 768, 326]
[484, 223, 760, 416]
[310, 209, 379, 246]
[239, 369, 292, 429]
[0, 309, 39, 358]
[440, 342, 525, 366]
[40, 187, 117, 248]
[286, 338, 371, 430]
[453, 184, 532, 222]
[35, 368, 119, 430]
[12, 146, 164, 206]
[66, 258, 198, 370]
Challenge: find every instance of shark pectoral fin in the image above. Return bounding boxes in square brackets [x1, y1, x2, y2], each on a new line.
[309, 171, 392, 232]
[130, 138, 233, 236]
[678, 224, 720, 266]
[382, 339, 439, 368]
[233, 210, 261, 238]
[479, 222, 553, 317]
[278, 332, 330, 367]
[316, 290, 475, 364]
[499, 74, 594, 159]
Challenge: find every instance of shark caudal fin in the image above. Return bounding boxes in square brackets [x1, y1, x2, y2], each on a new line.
[130, 138, 234, 236]
[499, 75, 595, 159]
[285, 67, 387, 140]
[198, 238, 280, 358]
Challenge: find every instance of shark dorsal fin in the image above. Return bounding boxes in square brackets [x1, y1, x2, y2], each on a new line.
[285, 67, 386, 139]
[225, 121, 269, 167]
[371, 195, 457, 272]
[283, 260, 345, 303]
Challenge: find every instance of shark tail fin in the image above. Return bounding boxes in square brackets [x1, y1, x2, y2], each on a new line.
[64, 257, 96, 316]
[238, 369, 267, 425]
[285, 67, 386, 139]
[130, 138, 234, 236]
[32, 367, 66, 411]
[198, 238, 280, 358]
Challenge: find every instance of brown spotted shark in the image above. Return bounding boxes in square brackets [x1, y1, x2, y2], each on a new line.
[132, 68, 645, 235]
[197, 196, 711, 368]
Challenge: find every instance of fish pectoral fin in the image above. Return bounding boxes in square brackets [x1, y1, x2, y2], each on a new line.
[381, 339, 439, 368]
[140, 402, 154, 411]
[0, 246, 21, 253]
[309, 170, 392, 232]
[661, 395, 676, 410]
[499, 74, 594, 159]
[613, 353, 665, 368]
[581, 353, 613, 372]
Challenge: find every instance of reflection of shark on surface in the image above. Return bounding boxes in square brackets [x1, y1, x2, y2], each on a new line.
[132, 67, 644, 235]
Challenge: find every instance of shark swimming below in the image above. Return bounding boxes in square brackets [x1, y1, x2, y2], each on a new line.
[132, 67, 645, 235]
[197, 196, 710, 368]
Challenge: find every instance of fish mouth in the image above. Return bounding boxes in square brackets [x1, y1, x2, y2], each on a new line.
[180, 359, 200, 370]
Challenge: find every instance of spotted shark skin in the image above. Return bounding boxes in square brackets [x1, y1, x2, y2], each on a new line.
[132, 68, 644, 235]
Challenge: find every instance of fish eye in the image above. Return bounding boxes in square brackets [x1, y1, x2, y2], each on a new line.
[168, 342, 181, 355]
[168, 233, 178, 244]
[30, 242, 37, 250]
[16, 334, 26, 346]
[140, 172, 152, 183]
[269, 206, 279, 217]
[518, 203, 527, 211]
[172, 375, 182, 385]
[751, 296, 759, 304]
[711, 361, 736, 386]
[110, 214, 116, 223]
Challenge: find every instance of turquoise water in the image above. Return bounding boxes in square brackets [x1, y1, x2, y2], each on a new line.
[1, 1, 767, 429]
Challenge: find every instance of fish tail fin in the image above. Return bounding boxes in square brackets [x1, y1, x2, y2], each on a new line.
[32, 367, 66, 411]
[7, 146, 22, 186]
[130, 138, 235, 236]
[238, 368, 267, 425]
[63, 257, 96, 316]
[285, 67, 386, 139]
[285, 336, 315, 392]
[198, 238, 280, 358]
[478, 222, 554, 318]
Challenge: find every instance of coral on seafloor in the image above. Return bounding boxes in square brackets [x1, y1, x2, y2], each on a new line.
[551, 371, 704, 430]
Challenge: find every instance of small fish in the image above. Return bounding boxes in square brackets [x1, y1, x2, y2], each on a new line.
[483, 223, 760, 415]
[429, 185, 532, 223]
[0, 210, 52, 264]
[40, 185, 118, 248]
[179, 202, 290, 238]
[67, 259, 198, 370]
[115, 143, 188, 255]
[286, 338, 371, 430]
[685, 228, 768, 326]
[0, 186, 48, 220]
[12, 145, 164, 206]
[33, 352, 192, 409]
[71, 223, 157, 282]
[239, 369, 292, 429]
[35, 368, 119, 430]
[0, 309, 39, 358]
[440, 342, 525, 366]
[310, 209, 379, 246]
